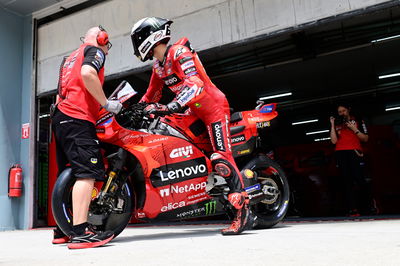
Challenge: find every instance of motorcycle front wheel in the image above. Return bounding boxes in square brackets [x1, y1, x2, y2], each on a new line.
[52, 168, 133, 238]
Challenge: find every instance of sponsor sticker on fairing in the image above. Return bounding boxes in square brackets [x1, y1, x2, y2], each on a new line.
[159, 164, 207, 182]
[161, 201, 186, 212]
[159, 182, 207, 197]
[176, 207, 205, 218]
[231, 134, 245, 144]
[187, 191, 206, 200]
[148, 137, 169, 143]
[204, 200, 217, 215]
[169, 146, 193, 158]
[150, 157, 208, 187]
[256, 121, 270, 128]
[259, 104, 274, 113]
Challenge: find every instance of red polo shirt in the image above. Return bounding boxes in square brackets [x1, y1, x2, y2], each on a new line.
[57, 44, 105, 124]
[335, 118, 367, 151]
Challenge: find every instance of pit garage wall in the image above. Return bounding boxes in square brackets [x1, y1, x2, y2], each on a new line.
[37, 0, 393, 94]
[0, 8, 34, 231]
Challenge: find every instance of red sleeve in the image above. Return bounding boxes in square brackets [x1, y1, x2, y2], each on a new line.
[171, 46, 205, 107]
[140, 66, 164, 103]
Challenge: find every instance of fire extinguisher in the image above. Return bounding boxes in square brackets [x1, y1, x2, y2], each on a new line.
[8, 164, 23, 197]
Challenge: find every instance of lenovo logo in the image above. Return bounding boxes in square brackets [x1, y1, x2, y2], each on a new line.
[150, 157, 208, 187]
[160, 164, 207, 182]
[231, 135, 245, 144]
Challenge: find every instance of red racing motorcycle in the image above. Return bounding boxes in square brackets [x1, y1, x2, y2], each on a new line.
[52, 81, 290, 237]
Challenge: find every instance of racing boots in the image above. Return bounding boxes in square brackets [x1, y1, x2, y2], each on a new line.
[221, 192, 250, 235]
[67, 227, 114, 249]
[52, 227, 70, 244]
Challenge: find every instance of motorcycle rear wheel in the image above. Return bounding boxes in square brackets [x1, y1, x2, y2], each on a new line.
[52, 168, 133, 238]
[247, 155, 290, 229]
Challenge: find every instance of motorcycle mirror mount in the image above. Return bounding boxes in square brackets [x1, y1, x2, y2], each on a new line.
[255, 100, 265, 110]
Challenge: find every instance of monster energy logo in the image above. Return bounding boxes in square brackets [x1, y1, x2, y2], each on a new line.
[205, 201, 217, 215]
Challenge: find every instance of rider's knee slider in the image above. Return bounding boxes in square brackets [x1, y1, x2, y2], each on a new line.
[211, 153, 234, 178]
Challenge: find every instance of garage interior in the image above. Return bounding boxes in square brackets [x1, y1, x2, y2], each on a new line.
[36, 4, 400, 225]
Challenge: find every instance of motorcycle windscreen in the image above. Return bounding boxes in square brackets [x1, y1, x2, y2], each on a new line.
[108, 80, 138, 104]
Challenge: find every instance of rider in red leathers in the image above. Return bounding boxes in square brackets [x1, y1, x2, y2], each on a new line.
[131, 17, 249, 235]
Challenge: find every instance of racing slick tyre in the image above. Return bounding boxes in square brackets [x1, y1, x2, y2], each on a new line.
[243, 155, 290, 229]
[52, 168, 133, 238]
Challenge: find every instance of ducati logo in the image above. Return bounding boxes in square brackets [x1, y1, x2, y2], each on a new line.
[170, 146, 193, 158]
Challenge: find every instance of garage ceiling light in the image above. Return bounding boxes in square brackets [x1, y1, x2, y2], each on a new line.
[306, 129, 329, 135]
[314, 137, 331, 142]
[292, 119, 319, 125]
[385, 106, 400, 111]
[371, 34, 400, 43]
[378, 73, 400, 79]
[259, 92, 292, 100]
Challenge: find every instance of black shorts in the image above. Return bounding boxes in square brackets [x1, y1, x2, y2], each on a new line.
[52, 109, 105, 181]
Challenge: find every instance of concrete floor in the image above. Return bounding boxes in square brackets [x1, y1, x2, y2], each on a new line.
[0, 219, 399, 266]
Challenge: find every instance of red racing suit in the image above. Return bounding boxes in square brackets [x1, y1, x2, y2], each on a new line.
[140, 37, 244, 192]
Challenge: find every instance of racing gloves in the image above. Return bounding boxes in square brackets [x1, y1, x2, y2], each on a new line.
[144, 102, 181, 115]
[103, 100, 123, 114]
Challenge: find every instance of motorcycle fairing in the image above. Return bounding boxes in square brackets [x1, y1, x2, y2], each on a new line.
[96, 108, 213, 219]
[229, 103, 278, 157]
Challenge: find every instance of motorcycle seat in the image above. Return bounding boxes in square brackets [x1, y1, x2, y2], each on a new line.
[230, 125, 245, 135]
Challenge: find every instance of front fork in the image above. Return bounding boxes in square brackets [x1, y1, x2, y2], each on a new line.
[97, 148, 128, 205]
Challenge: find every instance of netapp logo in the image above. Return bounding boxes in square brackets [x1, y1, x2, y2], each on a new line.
[211, 122, 226, 151]
[170, 146, 193, 158]
[231, 134, 245, 144]
[151, 157, 208, 187]
[163, 74, 181, 86]
[159, 182, 206, 197]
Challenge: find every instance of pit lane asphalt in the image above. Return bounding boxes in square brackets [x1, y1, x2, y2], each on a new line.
[1, 218, 399, 266]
